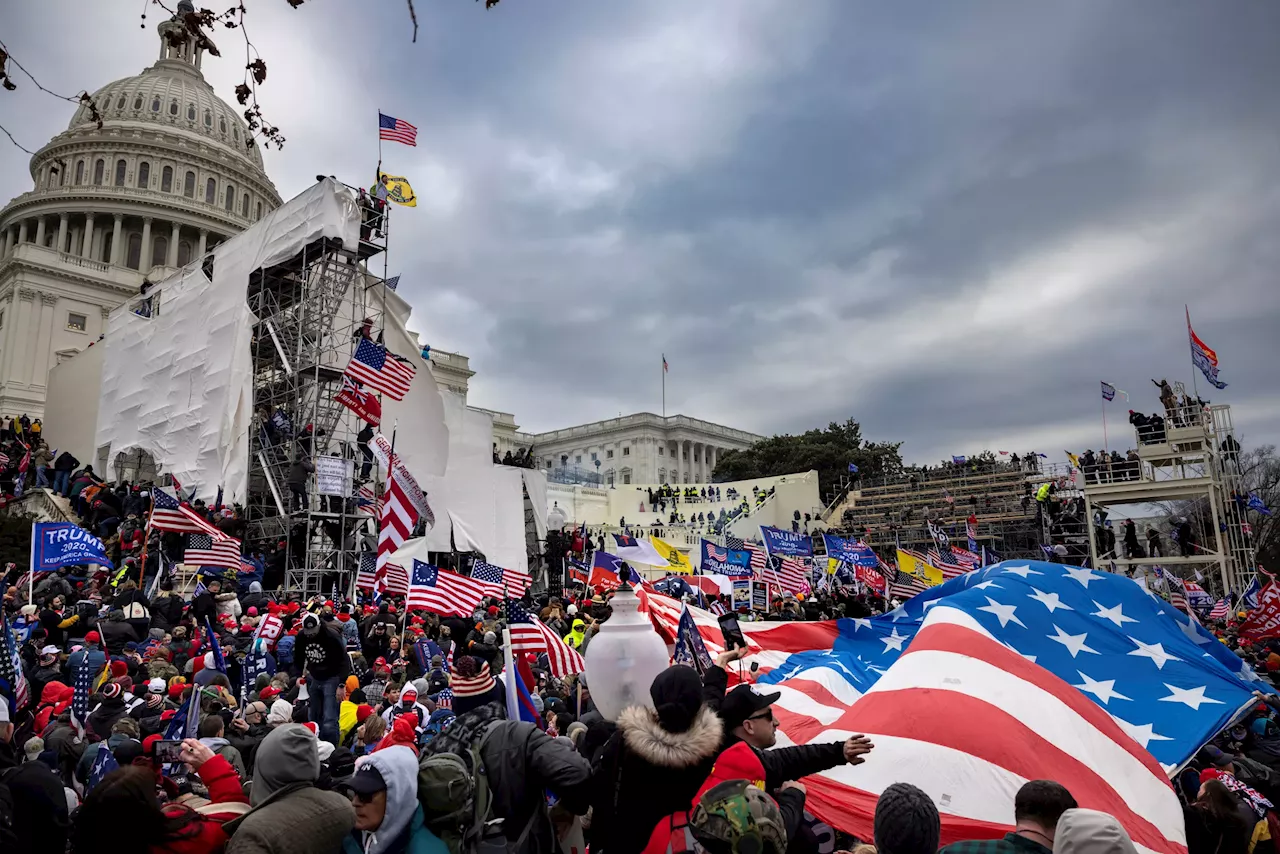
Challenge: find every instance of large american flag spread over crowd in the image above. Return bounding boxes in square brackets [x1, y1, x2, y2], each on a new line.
[640, 559, 1269, 851]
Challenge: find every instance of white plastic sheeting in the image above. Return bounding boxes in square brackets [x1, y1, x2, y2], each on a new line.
[378, 284, 448, 478]
[94, 179, 361, 502]
[521, 469, 549, 542]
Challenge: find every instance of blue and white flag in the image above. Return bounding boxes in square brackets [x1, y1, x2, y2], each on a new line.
[70, 655, 96, 735]
[32, 521, 114, 570]
[1247, 494, 1272, 517]
[759, 525, 813, 557]
[752, 560, 1270, 771]
[87, 742, 119, 791]
[822, 534, 878, 568]
[701, 539, 752, 577]
[203, 617, 227, 674]
[847, 462, 859, 474]
[1243, 577, 1261, 611]
[673, 606, 713, 674]
[952, 455, 967, 464]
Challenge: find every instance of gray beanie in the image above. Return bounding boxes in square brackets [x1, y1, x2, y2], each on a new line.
[874, 783, 941, 854]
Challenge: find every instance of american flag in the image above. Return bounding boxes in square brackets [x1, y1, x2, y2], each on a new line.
[884, 557, 927, 599]
[87, 742, 119, 792]
[0, 609, 30, 712]
[1209, 599, 1230, 620]
[432, 688, 453, 710]
[726, 537, 768, 572]
[407, 560, 500, 617]
[378, 112, 418, 146]
[356, 483, 383, 516]
[384, 275, 400, 291]
[767, 554, 809, 595]
[150, 488, 224, 537]
[451, 661, 495, 696]
[185, 533, 241, 568]
[0, 453, 9, 468]
[949, 545, 982, 569]
[507, 599, 585, 678]
[70, 655, 96, 735]
[356, 552, 378, 591]
[926, 547, 970, 580]
[708, 600, 728, 616]
[471, 561, 532, 598]
[345, 339, 416, 401]
[378, 562, 411, 598]
[377, 476, 419, 574]
[1166, 574, 1188, 612]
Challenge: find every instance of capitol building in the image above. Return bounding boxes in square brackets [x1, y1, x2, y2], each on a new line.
[6, 5, 760, 488]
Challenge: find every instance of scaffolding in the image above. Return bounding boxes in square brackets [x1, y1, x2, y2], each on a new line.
[825, 461, 1046, 559]
[1082, 394, 1256, 597]
[244, 219, 388, 597]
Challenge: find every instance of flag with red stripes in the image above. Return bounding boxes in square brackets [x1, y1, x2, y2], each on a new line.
[506, 599, 584, 677]
[376, 562, 411, 598]
[407, 560, 501, 617]
[797, 607, 1186, 852]
[1208, 599, 1229, 621]
[150, 488, 224, 537]
[377, 476, 418, 575]
[926, 547, 970, 580]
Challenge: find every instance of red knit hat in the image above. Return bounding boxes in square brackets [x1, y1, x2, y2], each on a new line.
[355, 704, 374, 724]
[85, 631, 101, 644]
[110, 659, 129, 679]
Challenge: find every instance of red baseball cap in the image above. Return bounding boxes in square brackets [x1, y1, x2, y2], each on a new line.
[85, 631, 101, 644]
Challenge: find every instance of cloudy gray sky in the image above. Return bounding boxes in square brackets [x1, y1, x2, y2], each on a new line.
[3, 1, 1278, 465]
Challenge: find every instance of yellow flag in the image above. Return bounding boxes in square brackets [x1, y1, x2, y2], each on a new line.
[377, 173, 417, 207]
[1066, 451, 1080, 469]
[827, 557, 841, 576]
[897, 549, 943, 587]
[650, 536, 693, 573]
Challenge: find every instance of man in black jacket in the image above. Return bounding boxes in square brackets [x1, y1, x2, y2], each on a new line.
[297, 612, 351, 747]
[149, 579, 185, 633]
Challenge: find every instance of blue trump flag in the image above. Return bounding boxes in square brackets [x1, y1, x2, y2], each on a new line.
[759, 525, 813, 557]
[87, 742, 119, 792]
[847, 462, 859, 474]
[31, 521, 114, 571]
[672, 605, 713, 674]
[754, 559, 1270, 770]
[822, 534, 878, 568]
[1247, 493, 1272, 517]
[701, 539, 752, 577]
[203, 617, 227, 674]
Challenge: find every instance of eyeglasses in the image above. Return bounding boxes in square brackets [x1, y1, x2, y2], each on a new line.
[746, 709, 775, 724]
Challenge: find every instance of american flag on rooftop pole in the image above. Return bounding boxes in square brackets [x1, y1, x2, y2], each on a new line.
[378, 112, 418, 146]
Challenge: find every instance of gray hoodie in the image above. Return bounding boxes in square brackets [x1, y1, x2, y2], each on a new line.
[249, 723, 320, 806]
[1053, 809, 1138, 854]
[353, 745, 422, 854]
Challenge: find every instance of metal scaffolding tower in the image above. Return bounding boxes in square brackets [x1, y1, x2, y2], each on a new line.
[1082, 398, 1256, 596]
[244, 228, 388, 598]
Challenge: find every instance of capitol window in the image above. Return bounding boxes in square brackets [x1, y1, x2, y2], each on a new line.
[151, 235, 168, 269]
[658, 447, 664, 456]
[134, 95, 143, 110]
[255, 202, 262, 220]
[219, 117, 227, 135]
[93, 159, 105, 185]
[169, 99, 179, 116]
[116, 95, 126, 110]
[66, 313, 87, 333]
[184, 171, 196, 198]
[75, 160, 84, 184]
[621, 468, 632, 485]
[606, 449, 614, 459]
[241, 193, 249, 217]
[114, 159, 127, 187]
[233, 126, 239, 142]
[623, 447, 631, 456]
[206, 178, 216, 204]
[137, 161, 150, 188]
[151, 97, 161, 112]
[187, 103, 196, 121]
[204, 109, 212, 128]
[178, 240, 192, 267]
[225, 184, 235, 211]
[126, 233, 141, 270]
[575, 455, 582, 464]
[161, 166, 173, 193]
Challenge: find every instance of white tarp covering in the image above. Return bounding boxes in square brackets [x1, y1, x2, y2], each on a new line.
[378, 284, 448, 478]
[521, 469, 549, 542]
[95, 179, 361, 502]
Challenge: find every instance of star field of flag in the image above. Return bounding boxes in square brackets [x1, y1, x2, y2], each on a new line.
[747, 560, 1269, 771]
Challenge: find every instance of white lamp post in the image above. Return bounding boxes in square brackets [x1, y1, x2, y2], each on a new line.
[584, 583, 671, 721]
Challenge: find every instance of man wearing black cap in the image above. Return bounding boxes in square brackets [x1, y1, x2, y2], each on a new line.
[297, 612, 352, 747]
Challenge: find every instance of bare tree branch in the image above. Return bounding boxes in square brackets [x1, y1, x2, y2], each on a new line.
[407, 0, 419, 43]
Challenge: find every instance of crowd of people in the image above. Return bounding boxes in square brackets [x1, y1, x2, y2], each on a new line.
[1, 544, 1278, 854]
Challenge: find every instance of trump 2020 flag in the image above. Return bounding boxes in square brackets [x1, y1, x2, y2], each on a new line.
[87, 742, 119, 791]
[32, 521, 114, 570]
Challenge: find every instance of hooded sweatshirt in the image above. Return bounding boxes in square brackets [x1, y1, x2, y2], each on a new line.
[565, 620, 586, 649]
[249, 723, 321, 807]
[1053, 809, 1138, 854]
[348, 745, 448, 854]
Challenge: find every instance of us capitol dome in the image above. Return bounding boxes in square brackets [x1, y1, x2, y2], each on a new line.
[0, 0, 281, 419]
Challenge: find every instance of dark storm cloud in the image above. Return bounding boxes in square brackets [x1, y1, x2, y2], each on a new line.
[3, 1, 1277, 464]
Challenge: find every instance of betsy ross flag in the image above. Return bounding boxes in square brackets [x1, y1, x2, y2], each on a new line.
[150, 488, 223, 537]
[408, 560, 500, 617]
[471, 561, 532, 598]
[506, 599, 584, 678]
[345, 339, 416, 401]
[1187, 306, 1227, 390]
[768, 554, 809, 595]
[378, 112, 418, 146]
[185, 533, 241, 568]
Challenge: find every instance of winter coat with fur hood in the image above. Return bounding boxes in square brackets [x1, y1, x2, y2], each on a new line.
[589, 704, 724, 854]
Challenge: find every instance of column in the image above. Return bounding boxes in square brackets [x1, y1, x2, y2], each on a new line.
[196, 228, 207, 259]
[110, 214, 123, 266]
[2, 227, 12, 258]
[56, 214, 68, 254]
[34, 217, 46, 248]
[11, 289, 36, 386]
[167, 222, 180, 266]
[81, 213, 95, 258]
[140, 217, 153, 269]
[16, 220, 28, 245]
[708, 446, 717, 478]
[31, 292, 58, 386]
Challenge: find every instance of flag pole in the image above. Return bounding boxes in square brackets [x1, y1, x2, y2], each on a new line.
[1102, 391, 1109, 456]
[1185, 305, 1200, 400]
[28, 521, 35, 601]
[661, 354, 666, 418]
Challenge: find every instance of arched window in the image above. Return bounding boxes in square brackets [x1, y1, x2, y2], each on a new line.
[186, 103, 196, 121]
[114, 159, 127, 187]
[151, 235, 168, 269]
[205, 178, 216, 204]
[168, 99, 179, 116]
[242, 193, 249, 217]
[126, 232, 142, 270]
[204, 109, 212, 128]
[255, 202, 262, 220]
[233, 126, 240, 143]
[133, 94, 143, 110]
[161, 166, 172, 192]
[115, 94, 126, 109]
[75, 160, 85, 184]
[151, 96, 161, 112]
[58, 165, 65, 187]
[137, 161, 150, 188]
[101, 232, 112, 264]
[92, 159, 105, 185]
[225, 184, 235, 211]
[178, 240, 192, 267]
[183, 171, 195, 198]
[219, 117, 227, 135]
